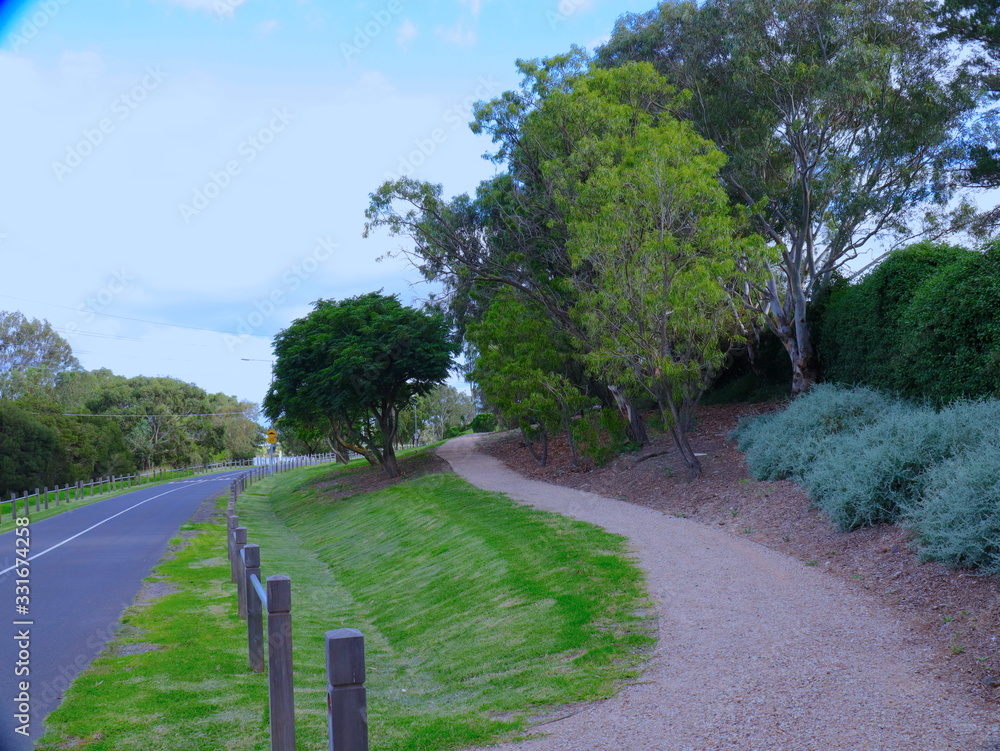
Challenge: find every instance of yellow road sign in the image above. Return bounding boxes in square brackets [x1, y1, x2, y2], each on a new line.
[266, 429, 278, 444]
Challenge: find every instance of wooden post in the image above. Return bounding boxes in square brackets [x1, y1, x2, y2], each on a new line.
[326, 629, 368, 751]
[34, 489, 39, 514]
[228, 515, 240, 583]
[244, 544, 264, 673]
[267, 576, 295, 751]
[235, 527, 248, 619]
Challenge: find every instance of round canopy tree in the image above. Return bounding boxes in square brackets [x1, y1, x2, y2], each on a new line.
[263, 292, 458, 477]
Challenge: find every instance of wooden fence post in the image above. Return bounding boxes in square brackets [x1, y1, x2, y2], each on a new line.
[235, 528, 248, 619]
[267, 576, 295, 751]
[244, 544, 264, 673]
[228, 515, 239, 583]
[326, 629, 369, 751]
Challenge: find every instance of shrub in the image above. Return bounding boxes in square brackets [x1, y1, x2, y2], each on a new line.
[803, 403, 987, 530]
[898, 246, 1000, 402]
[571, 408, 632, 467]
[820, 241, 973, 391]
[443, 425, 466, 440]
[734, 385, 1000, 572]
[907, 439, 1000, 573]
[470, 413, 498, 433]
[0, 402, 68, 495]
[732, 384, 898, 481]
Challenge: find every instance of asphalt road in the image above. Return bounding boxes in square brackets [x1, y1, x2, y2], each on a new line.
[0, 471, 243, 750]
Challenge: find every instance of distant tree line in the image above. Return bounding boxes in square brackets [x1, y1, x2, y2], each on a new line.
[0, 310, 262, 496]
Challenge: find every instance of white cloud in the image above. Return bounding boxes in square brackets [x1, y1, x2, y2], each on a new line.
[160, 0, 248, 19]
[436, 0, 486, 47]
[396, 19, 418, 50]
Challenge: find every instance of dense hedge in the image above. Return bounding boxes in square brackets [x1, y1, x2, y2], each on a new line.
[897, 246, 1000, 402]
[0, 402, 69, 496]
[734, 385, 1000, 573]
[818, 242, 974, 396]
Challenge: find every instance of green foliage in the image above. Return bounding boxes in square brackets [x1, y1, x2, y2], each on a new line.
[19, 396, 135, 480]
[443, 424, 467, 440]
[0, 401, 68, 495]
[533, 63, 766, 475]
[0, 310, 80, 399]
[819, 242, 975, 391]
[86, 374, 255, 469]
[896, 245, 1000, 402]
[264, 292, 458, 476]
[469, 294, 596, 464]
[416, 384, 476, 442]
[598, 0, 979, 393]
[469, 413, 497, 433]
[570, 408, 633, 467]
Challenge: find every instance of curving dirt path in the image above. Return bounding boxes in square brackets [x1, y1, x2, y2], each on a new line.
[438, 434, 1000, 751]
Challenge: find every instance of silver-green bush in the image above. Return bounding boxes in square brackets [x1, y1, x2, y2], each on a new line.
[735, 388, 1000, 566]
[908, 440, 1000, 573]
[732, 384, 898, 481]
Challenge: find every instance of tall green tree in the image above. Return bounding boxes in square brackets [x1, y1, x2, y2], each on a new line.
[263, 293, 457, 477]
[598, 0, 978, 394]
[0, 311, 80, 399]
[548, 69, 763, 476]
[0, 402, 68, 495]
[469, 294, 596, 466]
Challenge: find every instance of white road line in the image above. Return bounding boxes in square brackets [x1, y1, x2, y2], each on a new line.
[0, 481, 205, 576]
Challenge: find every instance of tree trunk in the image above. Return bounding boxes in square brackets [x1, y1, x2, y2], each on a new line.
[608, 385, 648, 446]
[521, 426, 548, 466]
[765, 280, 820, 397]
[661, 397, 701, 480]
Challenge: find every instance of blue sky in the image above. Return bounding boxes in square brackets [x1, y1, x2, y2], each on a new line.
[0, 0, 646, 405]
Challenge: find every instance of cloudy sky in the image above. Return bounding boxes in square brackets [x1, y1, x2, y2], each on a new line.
[0, 0, 644, 406]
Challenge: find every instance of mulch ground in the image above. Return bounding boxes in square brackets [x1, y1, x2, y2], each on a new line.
[477, 402, 1000, 706]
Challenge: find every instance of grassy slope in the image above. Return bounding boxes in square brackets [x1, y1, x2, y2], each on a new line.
[37, 457, 652, 750]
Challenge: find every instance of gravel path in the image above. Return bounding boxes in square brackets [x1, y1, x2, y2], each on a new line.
[438, 434, 1000, 751]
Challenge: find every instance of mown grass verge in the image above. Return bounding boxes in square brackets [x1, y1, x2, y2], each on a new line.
[37, 452, 653, 750]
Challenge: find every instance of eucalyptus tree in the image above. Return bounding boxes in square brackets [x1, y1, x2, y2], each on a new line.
[598, 0, 979, 393]
[0, 310, 79, 399]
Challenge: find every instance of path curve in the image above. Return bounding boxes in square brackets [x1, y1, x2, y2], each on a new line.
[438, 434, 1000, 751]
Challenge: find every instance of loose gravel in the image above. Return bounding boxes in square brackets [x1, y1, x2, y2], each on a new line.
[438, 434, 1000, 751]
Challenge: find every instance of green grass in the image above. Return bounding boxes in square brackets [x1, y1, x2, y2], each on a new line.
[36, 455, 653, 750]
